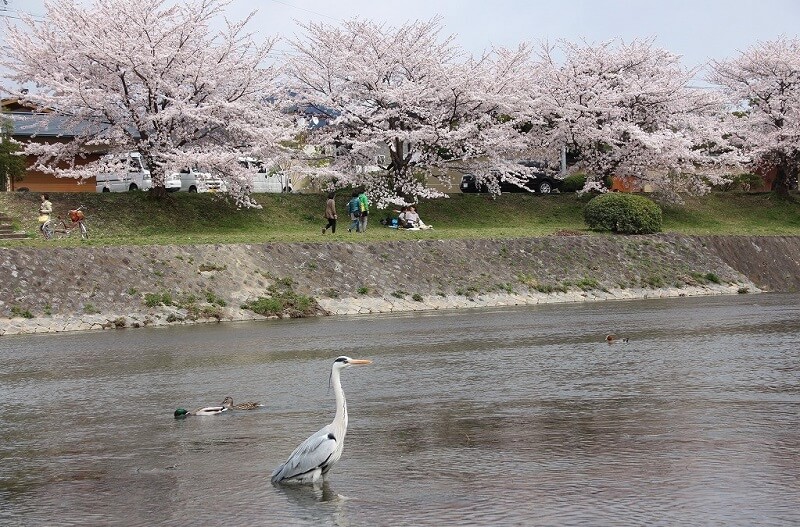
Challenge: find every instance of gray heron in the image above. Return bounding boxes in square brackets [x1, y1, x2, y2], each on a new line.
[271, 356, 372, 484]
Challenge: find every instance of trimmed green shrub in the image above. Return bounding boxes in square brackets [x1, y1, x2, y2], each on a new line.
[583, 193, 662, 234]
[561, 172, 587, 193]
[714, 172, 764, 192]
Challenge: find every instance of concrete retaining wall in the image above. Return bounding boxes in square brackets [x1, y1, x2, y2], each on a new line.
[2, 234, 796, 336]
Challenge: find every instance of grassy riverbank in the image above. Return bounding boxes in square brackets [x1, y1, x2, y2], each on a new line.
[1, 190, 798, 246]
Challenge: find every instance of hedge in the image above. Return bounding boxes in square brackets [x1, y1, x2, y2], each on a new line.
[560, 172, 587, 193]
[583, 192, 662, 234]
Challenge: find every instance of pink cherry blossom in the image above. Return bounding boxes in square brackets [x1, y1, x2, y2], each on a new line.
[2, 0, 294, 206]
[711, 37, 800, 195]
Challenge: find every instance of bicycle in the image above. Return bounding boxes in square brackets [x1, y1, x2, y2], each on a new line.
[42, 206, 88, 240]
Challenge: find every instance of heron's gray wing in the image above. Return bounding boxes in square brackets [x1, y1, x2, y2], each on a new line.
[271, 427, 338, 482]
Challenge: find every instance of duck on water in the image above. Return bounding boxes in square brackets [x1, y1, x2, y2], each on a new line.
[174, 396, 263, 418]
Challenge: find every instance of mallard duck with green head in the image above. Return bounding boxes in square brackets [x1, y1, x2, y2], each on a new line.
[174, 402, 230, 418]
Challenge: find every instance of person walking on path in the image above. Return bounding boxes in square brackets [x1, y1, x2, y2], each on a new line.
[38, 193, 52, 237]
[322, 192, 337, 234]
[357, 189, 370, 232]
[347, 192, 361, 232]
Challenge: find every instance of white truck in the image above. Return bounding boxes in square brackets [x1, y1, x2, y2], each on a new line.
[172, 167, 226, 193]
[238, 158, 293, 193]
[96, 152, 152, 192]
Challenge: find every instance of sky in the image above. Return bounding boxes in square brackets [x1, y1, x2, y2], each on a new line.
[2, 0, 800, 79]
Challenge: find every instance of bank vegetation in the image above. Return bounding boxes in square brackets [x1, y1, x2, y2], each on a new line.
[1, 191, 798, 248]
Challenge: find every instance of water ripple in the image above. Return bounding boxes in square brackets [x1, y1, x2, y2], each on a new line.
[1, 294, 798, 526]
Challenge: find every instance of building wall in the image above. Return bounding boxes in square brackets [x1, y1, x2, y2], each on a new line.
[754, 166, 776, 192]
[11, 166, 97, 193]
[4, 98, 102, 194]
[11, 147, 101, 193]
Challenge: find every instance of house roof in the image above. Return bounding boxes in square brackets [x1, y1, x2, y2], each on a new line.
[2, 97, 81, 138]
[3, 97, 331, 137]
[1, 98, 37, 113]
[7, 112, 83, 138]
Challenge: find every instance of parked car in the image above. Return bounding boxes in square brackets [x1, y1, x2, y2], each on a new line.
[163, 172, 182, 193]
[172, 167, 226, 193]
[460, 160, 562, 194]
[238, 158, 293, 193]
[96, 152, 152, 192]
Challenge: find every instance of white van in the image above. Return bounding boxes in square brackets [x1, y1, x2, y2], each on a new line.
[172, 167, 226, 193]
[238, 158, 293, 193]
[96, 153, 152, 192]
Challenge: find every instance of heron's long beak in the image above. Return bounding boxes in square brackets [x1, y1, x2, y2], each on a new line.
[349, 359, 372, 365]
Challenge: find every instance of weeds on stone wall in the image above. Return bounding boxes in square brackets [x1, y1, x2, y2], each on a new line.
[144, 292, 173, 307]
[686, 271, 724, 286]
[198, 263, 227, 272]
[141, 290, 228, 321]
[240, 278, 317, 318]
[574, 277, 600, 291]
[205, 291, 227, 307]
[10, 306, 33, 319]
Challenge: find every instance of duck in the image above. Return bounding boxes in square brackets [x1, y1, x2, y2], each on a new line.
[606, 334, 630, 343]
[174, 403, 230, 418]
[221, 396, 263, 410]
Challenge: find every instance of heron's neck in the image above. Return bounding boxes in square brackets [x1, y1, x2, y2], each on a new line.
[331, 368, 348, 434]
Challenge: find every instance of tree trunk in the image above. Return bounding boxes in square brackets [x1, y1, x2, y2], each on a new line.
[389, 139, 408, 196]
[773, 164, 791, 197]
[145, 153, 168, 199]
[151, 184, 167, 199]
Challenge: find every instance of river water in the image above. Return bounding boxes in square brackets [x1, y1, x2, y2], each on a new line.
[1, 294, 798, 526]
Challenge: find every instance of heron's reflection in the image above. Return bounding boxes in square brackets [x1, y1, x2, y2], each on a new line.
[275, 480, 350, 526]
[277, 479, 340, 503]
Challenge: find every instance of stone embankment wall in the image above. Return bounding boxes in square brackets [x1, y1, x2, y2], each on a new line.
[698, 235, 800, 293]
[1, 234, 797, 336]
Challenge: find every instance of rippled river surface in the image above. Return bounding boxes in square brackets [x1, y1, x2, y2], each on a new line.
[1, 294, 799, 526]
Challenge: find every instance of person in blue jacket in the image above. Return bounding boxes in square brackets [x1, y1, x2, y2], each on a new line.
[347, 192, 361, 232]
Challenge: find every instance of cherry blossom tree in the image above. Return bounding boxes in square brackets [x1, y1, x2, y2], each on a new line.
[526, 39, 731, 199]
[2, 0, 293, 204]
[286, 17, 532, 206]
[710, 37, 800, 196]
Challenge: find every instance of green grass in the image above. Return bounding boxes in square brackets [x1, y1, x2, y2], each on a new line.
[660, 192, 800, 235]
[0, 190, 798, 247]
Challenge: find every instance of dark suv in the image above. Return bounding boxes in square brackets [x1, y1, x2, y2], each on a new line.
[460, 160, 562, 194]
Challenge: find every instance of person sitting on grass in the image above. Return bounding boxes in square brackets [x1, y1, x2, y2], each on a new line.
[380, 214, 400, 228]
[399, 206, 431, 230]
